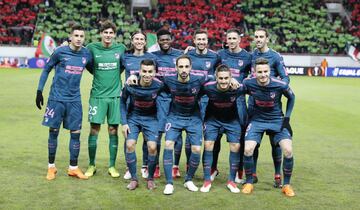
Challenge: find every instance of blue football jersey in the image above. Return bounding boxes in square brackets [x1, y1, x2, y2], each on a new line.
[120, 52, 158, 79]
[37, 46, 92, 102]
[187, 49, 221, 76]
[218, 49, 252, 82]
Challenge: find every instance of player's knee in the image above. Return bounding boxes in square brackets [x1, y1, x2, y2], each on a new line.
[204, 141, 214, 151]
[165, 141, 175, 149]
[108, 125, 118, 135]
[283, 147, 293, 158]
[191, 146, 201, 154]
[244, 146, 255, 156]
[148, 144, 157, 155]
[230, 143, 240, 152]
[126, 140, 136, 152]
[90, 124, 100, 135]
[70, 130, 81, 134]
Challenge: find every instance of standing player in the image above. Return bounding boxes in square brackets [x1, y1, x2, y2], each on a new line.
[36, 24, 92, 180]
[84, 20, 126, 178]
[152, 29, 183, 178]
[120, 31, 157, 180]
[200, 65, 245, 193]
[180, 29, 221, 175]
[212, 28, 252, 182]
[241, 58, 295, 197]
[121, 59, 163, 190]
[250, 28, 290, 187]
[162, 55, 208, 195]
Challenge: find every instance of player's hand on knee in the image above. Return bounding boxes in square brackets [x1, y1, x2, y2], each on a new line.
[281, 117, 293, 136]
[126, 75, 138, 86]
[36, 90, 44, 110]
[122, 124, 130, 139]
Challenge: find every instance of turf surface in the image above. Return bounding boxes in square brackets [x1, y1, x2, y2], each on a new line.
[0, 68, 359, 209]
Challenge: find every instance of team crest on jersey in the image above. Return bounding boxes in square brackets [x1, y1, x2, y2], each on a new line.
[173, 58, 176, 65]
[238, 60, 244, 67]
[205, 61, 211, 69]
[82, 57, 86, 64]
[115, 53, 120, 59]
[270, 92, 276, 99]
[191, 88, 197, 94]
[152, 93, 157, 99]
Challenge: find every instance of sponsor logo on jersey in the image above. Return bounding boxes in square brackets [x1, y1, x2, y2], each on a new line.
[238, 60, 243, 67]
[270, 92, 276, 99]
[98, 62, 117, 70]
[205, 61, 211, 69]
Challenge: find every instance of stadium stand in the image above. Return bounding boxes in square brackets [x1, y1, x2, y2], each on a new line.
[33, 0, 140, 46]
[348, 0, 360, 38]
[147, 0, 251, 50]
[0, 0, 40, 45]
[242, 0, 359, 54]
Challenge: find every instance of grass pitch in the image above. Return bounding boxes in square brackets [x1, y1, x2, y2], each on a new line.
[0, 68, 359, 209]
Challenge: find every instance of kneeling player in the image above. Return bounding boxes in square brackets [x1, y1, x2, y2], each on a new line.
[121, 59, 163, 190]
[200, 64, 245, 193]
[241, 57, 295, 197]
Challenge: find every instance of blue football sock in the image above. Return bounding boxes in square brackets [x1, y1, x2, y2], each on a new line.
[185, 142, 191, 166]
[272, 144, 282, 175]
[229, 151, 240, 182]
[142, 138, 148, 166]
[163, 149, 173, 184]
[174, 136, 183, 166]
[252, 144, 259, 175]
[48, 130, 59, 164]
[203, 150, 213, 181]
[147, 154, 156, 180]
[156, 133, 162, 165]
[126, 151, 137, 181]
[283, 157, 294, 185]
[69, 133, 80, 166]
[244, 155, 254, 183]
[185, 152, 200, 182]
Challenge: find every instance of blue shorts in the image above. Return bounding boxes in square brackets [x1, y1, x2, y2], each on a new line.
[204, 117, 241, 143]
[236, 96, 248, 126]
[165, 114, 203, 146]
[244, 120, 292, 145]
[156, 94, 171, 132]
[127, 114, 159, 142]
[42, 100, 82, 130]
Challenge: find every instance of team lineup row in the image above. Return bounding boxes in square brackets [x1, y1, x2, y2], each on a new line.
[35, 20, 295, 197]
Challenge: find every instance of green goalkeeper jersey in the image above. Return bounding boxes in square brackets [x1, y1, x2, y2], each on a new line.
[87, 42, 126, 98]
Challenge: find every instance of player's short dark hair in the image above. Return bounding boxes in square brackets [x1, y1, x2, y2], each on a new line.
[255, 28, 269, 37]
[176, 55, 192, 66]
[156, 29, 172, 39]
[100, 20, 116, 33]
[140, 59, 157, 72]
[255, 57, 269, 68]
[71, 23, 84, 33]
[215, 64, 231, 76]
[194, 29, 208, 37]
[226, 28, 242, 37]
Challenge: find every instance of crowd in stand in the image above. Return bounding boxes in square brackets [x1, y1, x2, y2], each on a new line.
[0, 0, 41, 45]
[1, 0, 359, 54]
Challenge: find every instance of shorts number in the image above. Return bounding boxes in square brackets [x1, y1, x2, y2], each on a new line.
[45, 107, 55, 118]
[89, 106, 98, 116]
[165, 123, 171, 131]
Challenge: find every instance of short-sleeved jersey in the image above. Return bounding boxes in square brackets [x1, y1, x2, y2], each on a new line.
[251, 48, 289, 84]
[37, 46, 92, 102]
[120, 52, 157, 79]
[202, 80, 245, 122]
[86, 42, 126, 98]
[152, 48, 183, 78]
[187, 49, 221, 76]
[164, 73, 207, 117]
[120, 78, 163, 125]
[218, 49, 252, 82]
[243, 77, 294, 121]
